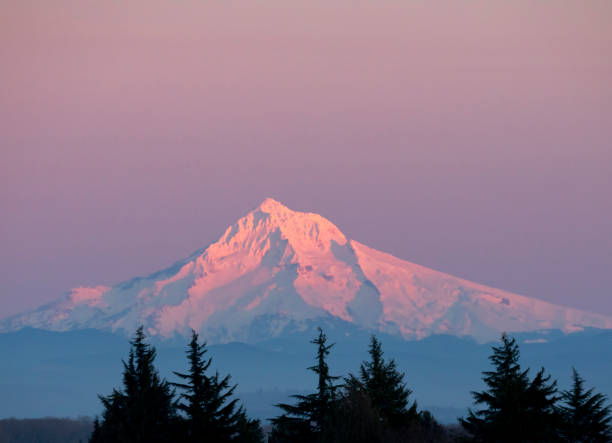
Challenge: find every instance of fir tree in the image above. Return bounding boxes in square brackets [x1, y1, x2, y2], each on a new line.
[172, 330, 263, 443]
[233, 411, 266, 443]
[326, 384, 386, 443]
[524, 367, 560, 441]
[89, 417, 101, 443]
[460, 333, 559, 443]
[270, 327, 340, 442]
[558, 368, 611, 443]
[346, 335, 418, 428]
[91, 326, 177, 443]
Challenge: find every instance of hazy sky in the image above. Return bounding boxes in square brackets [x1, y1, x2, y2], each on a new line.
[1, 0, 611, 318]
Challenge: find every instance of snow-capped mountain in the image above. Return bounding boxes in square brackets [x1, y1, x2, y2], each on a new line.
[2, 198, 612, 343]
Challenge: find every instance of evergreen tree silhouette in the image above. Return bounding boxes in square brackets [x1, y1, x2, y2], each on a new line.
[90, 326, 177, 443]
[558, 368, 611, 442]
[89, 418, 101, 443]
[524, 367, 560, 441]
[233, 412, 265, 443]
[172, 330, 263, 443]
[346, 335, 418, 428]
[460, 333, 559, 442]
[270, 327, 340, 442]
[325, 384, 386, 443]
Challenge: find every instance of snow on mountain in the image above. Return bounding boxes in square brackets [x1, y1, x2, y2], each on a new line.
[2, 198, 612, 343]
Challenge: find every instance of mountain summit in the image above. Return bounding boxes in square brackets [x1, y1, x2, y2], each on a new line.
[3, 198, 612, 343]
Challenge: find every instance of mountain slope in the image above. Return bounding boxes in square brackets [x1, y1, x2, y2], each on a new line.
[2, 198, 611, 343]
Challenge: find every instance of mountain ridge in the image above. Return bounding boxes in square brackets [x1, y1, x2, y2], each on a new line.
[2, 198, 611, 343]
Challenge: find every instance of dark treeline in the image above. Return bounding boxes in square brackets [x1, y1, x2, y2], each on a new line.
[90, 327, 263, 443]
[89, 328, 612, 443]
[460, 334, 611, 443]
[0, 417, 92, 443]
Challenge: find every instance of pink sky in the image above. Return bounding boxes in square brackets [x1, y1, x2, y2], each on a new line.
[1, 0, 611, 317]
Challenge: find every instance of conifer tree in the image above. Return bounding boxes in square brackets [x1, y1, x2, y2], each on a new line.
[90, 326, 177, 443]
[460, 333, 559, 443]
[172, 330, 263, 443]
[270, 328, 340, 442]
[524, 367, 560, 441]
[89, 417, 101, 443]
[346, 335, 418, 428]
[558, 368, 611, 443]
[233, 411, 266, 443]
[326, 384, 386, 443]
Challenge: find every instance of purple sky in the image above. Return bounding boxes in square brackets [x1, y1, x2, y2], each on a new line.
[1, 0, 611, 318]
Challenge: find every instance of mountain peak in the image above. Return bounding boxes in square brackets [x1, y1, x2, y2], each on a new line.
[239, 198, 347, 249]
[257, 197, 289, 214]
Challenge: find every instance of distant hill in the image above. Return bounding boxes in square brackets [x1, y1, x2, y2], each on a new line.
[1, 327, 610, 422]
[0, 417, 92, 443]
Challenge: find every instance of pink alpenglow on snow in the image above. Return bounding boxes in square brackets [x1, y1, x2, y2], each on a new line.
[69, 286, 111, 305]
[2, 199, 612, 343]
